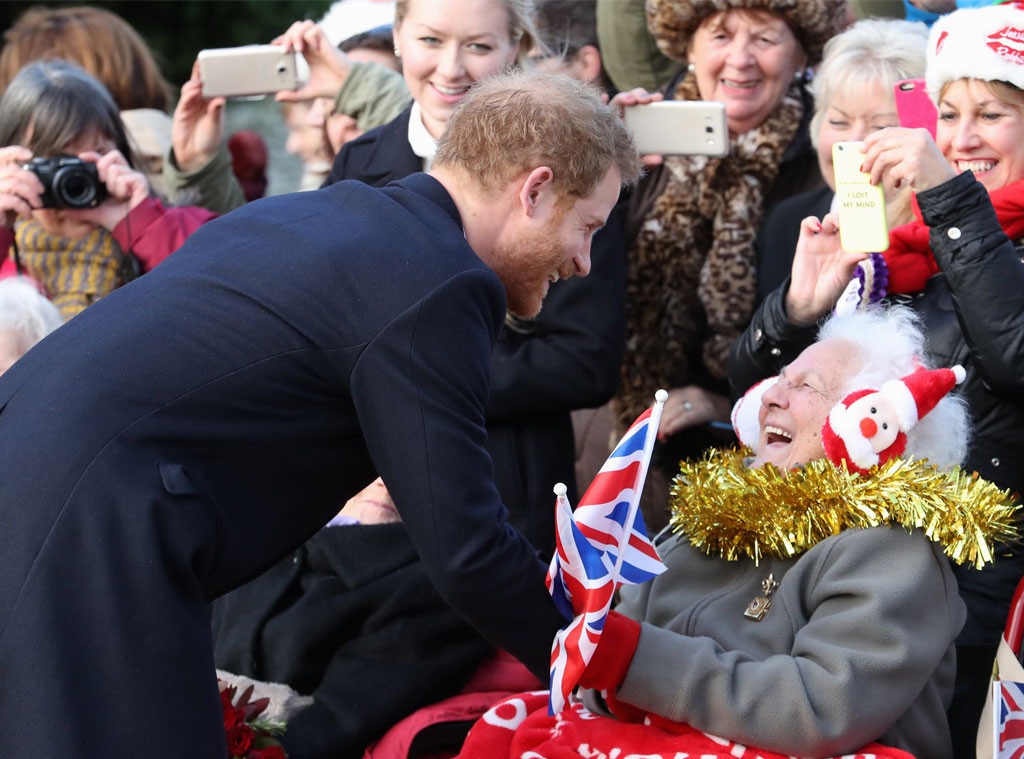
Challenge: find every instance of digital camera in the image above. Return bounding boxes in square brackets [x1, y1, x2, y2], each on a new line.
[23, 156, 108, 209]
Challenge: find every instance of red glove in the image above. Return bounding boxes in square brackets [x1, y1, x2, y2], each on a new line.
[578, 610, 641, 691]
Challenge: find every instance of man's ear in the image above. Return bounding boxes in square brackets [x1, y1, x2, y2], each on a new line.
[574, 45, 604, 87]
[517, 166, 555, 218]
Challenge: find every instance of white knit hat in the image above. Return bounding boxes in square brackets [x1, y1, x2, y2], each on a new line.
[926, 1, 1024, 101]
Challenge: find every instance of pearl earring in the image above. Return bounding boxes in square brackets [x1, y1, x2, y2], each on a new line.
[687, 62, 696, 74]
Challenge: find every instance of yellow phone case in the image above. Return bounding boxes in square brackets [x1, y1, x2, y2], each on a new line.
[832, 141, 889, 253]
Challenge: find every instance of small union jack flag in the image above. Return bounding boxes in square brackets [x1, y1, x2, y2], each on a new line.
[997, 680, 1024, 759]
[545, 390, 669, 714]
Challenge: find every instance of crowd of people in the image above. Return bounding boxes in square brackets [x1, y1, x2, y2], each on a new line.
[0, 0, 1021, 757]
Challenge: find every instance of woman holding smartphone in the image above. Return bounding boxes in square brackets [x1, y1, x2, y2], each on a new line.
[607, 0, 847, 533]
[751, 18, 930, 301]
[729, 4, 1024, 754]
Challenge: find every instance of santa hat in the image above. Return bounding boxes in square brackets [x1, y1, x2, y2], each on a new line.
[823, 365, 965, 474]
[879, 364, 966, 429]
[730, 375, 778, 451]
[927, 1, 1024, 102]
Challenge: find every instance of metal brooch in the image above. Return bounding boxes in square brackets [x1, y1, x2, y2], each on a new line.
[744, 573, 779, 621]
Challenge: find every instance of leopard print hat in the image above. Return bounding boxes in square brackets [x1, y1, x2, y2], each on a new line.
[647, 0, 849, 66]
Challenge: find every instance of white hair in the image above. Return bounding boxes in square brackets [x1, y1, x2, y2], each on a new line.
[0, 277, 64, 357]
[816, 305, 970, 470]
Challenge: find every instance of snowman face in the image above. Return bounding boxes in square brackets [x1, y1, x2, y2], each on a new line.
[844, 392, 901, 454]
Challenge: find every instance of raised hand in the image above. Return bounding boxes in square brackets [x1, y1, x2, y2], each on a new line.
[273, 20, 353, 103]
[172, 62, 227, 173]
[785, 212, 868, 325]
[0, 146, 43, 227]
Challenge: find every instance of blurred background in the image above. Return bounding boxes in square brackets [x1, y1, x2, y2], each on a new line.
[0, 0, 396, 195]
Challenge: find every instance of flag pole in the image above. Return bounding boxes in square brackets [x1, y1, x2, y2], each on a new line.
[609, 389, 668, 578]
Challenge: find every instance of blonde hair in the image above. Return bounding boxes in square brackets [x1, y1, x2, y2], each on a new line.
[810, 19, 930, 150]
[433, 70, 641, 200]
[395, 0, 540, 67]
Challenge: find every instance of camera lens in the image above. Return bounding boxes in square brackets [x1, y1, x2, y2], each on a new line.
[53, 165, 100, 208]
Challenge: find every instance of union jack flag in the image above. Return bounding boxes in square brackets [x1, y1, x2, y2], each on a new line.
[545, 391, 669, 714]
[997, 680, 1024, 759]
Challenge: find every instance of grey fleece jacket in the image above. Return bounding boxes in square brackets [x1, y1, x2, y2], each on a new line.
[583, 525, 965, 759]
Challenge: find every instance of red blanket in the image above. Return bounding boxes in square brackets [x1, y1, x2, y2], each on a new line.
[456, 691, 916, 759]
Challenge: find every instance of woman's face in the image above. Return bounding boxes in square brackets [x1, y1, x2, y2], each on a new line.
[395, 0, 520, 140]
[751, 338, 860, 472]
[936, 78, 1024, 192]
[688, 9, 806, 136]
[817, 79, 900, 190]
[31, 131, 114, 239]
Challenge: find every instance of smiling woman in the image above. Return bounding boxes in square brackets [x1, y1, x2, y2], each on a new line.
[728, 4, 1024, 752]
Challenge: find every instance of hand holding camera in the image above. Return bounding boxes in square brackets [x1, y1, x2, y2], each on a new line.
[0, 146, 149, 232]
[22, 156, 108, 209]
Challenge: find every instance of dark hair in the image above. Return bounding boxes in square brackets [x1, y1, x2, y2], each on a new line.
[339, 25, 395, 55]
[533, 0, 598, 55]
[0, 5, 172, 112]
[0, 59, 136, 167]
[530, 0, 609, 89]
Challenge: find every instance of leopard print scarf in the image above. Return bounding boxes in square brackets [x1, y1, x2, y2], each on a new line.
[615, 78, 806, 429]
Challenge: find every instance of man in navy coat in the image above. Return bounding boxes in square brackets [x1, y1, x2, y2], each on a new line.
[0, 72, 640, 756]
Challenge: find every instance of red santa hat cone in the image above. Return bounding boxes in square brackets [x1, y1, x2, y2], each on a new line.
[880, 365, 966, 430]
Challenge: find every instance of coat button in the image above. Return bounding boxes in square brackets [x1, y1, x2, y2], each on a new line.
[992, 458, 1000, 467]
[770, 347, 781, 357]
[947, 227, 962, 240]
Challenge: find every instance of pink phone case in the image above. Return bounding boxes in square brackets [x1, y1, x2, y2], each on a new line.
[894, 78, 937, 139]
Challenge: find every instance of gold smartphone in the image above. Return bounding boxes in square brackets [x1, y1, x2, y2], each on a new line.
[623, 101, 729, 157]
[197, 45, 299, 99]
[832, 141, 888, 253]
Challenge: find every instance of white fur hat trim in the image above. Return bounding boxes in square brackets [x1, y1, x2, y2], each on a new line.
[927, 3, 1024, 100]
[731, 376, 778, 451]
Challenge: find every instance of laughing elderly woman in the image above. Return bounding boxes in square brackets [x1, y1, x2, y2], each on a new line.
[456, 305, 1017, 759]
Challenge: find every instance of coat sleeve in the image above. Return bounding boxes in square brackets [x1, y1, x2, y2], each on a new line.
[919, 172, 1024, 394]
[162, 144, 246, 215]
[611, 528, 963, 758]
[349, 270, 567, 681]
[726, 282, 818, 400]
[333, 61, 411, 133]
[111, 196, 217, 272]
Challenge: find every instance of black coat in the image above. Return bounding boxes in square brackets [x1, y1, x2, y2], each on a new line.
[0, 174, 565, 756]
[212, 523, 493, 759]
[329, 107, 629, 554]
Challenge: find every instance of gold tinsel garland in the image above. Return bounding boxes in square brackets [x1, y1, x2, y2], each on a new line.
[668, 448, 1020, 568]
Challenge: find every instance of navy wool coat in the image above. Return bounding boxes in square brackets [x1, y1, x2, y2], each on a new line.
[0, 173, 564, 757]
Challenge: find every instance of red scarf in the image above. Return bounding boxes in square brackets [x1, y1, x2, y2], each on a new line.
[884, 178, 1024, 293]
[456, 691, 915, 759]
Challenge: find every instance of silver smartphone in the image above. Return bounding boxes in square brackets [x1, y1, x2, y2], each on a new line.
[197, 45, 299, 99]
[623, 101, 729, 157]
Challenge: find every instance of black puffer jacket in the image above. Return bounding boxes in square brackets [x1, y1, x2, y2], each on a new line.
[728, 171, 1024, 646]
